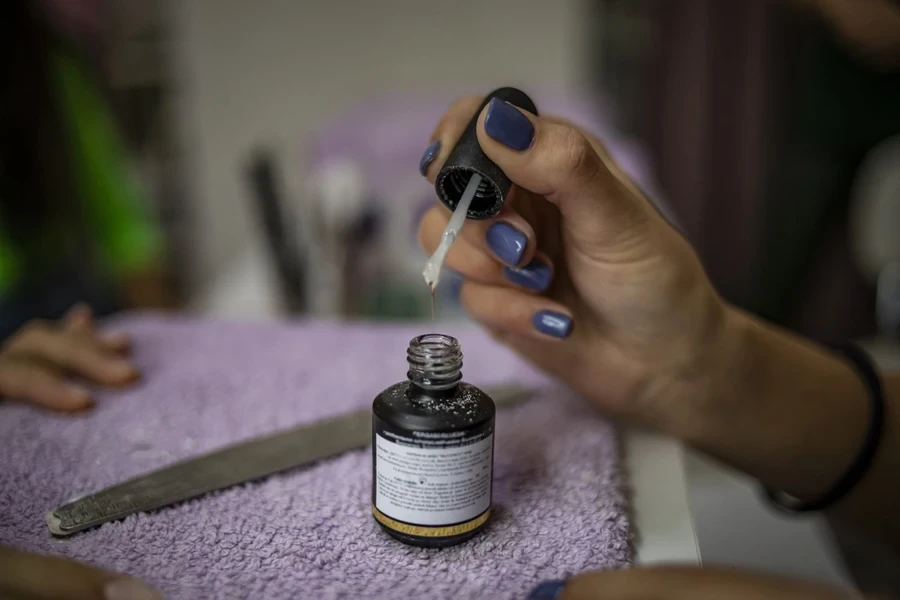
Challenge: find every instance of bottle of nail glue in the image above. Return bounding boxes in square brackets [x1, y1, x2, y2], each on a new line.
[371, 334, 495, 547]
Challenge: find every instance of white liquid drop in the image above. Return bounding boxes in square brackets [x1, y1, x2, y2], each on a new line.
[423, 174, 482, 292]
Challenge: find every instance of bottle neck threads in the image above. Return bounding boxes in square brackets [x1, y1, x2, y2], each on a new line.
[407, 334, 462, 391]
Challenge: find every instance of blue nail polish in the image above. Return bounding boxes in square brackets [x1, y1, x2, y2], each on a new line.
[486, 222, 527, 265]
[484, 98, 535, 151]
[533, 311, 572, 339]
[527, 579, 567, 600]
[419, 140, 441, 176]
[505, 259, 552, 291]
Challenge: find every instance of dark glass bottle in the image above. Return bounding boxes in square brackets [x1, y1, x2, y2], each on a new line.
[371, 334, 495, 548]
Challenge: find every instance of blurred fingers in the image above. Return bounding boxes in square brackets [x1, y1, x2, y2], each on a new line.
[97, 330, 132, 354]
[6, 322, 138, 385]
[63, 303, 95, 332]
[552, 567, 862, 600]
[60, 304, 131, 354]
[0, 356, 93, 411]
[62, 304, 131, 353]
[0, 546, 162, 600]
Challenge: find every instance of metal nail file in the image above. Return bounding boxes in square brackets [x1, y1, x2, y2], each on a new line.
[46, 384, 534, 536]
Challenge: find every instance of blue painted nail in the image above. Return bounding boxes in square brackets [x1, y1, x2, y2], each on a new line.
[484, 98, 535, 151]
[505, 259, 552, 291]
[533, 311, 573, 339]
[419, 140, 441, 176]
[486, 222, 527, 265]
[527, 579, 567, 600]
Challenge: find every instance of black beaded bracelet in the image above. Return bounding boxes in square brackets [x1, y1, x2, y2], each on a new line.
[763, 342, 885, 513]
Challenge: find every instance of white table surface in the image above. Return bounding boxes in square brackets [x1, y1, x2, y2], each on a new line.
[626, 430, 700, 566]
[627, 428, 854, 588]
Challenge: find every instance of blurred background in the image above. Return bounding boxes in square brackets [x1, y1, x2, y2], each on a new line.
[3, 0, 898, 343]
[1, 0, 899, 590]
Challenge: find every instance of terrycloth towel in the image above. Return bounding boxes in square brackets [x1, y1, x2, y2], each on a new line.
[0, 316, 631, 599]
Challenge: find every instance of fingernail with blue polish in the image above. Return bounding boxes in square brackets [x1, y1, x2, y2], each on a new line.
[484, 98, 535, 151]
[527, 579, 567, 600]
[533, 311, 573, 339]
[419, 140, 441, 176]
[505, 259, 552, 291]
[486, 222, 527, 265]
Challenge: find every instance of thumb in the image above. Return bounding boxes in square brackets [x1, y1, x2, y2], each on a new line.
[475, 99, 657, 257]
[0, 546, 162, 600]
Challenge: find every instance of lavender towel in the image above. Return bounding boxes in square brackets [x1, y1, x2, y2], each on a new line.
[0, 316, 630, 599]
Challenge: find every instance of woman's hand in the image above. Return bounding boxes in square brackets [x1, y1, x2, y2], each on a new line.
[0, 546, 161, 600]
[418, 95, 900, 547]
[0, 304, 139, 411]
[418, 96, 730, 436]
[528, 567, 866, 600]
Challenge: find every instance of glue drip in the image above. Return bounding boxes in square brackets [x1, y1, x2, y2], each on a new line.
[423, 173, 482, 298]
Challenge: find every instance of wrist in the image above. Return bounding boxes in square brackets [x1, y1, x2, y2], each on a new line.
[635, 299, 747, 441]
[675, 305, 757, 442]
[674, 308, 871, 500]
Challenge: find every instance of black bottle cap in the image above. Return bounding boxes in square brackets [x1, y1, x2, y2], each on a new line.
[434, 87, 538, 220]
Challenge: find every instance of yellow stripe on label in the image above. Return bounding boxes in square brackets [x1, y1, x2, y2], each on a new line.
[372, 506, 490, 537]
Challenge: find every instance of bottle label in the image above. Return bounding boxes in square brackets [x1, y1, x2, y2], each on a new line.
[373, 421, 493, 529]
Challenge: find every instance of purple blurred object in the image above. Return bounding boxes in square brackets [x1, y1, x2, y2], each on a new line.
[0, 316, 630, 599]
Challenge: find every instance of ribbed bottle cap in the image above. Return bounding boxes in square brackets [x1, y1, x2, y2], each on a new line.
[434, 87, 538, 220]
